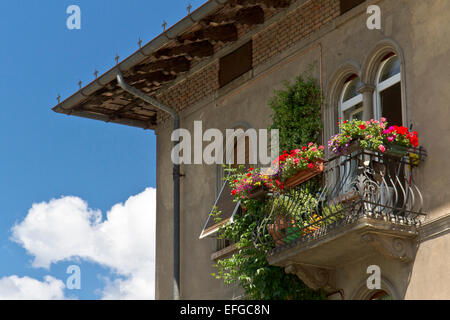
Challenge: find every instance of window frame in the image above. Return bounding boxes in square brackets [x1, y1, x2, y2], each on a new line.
[339, 76, 363, 122]
[373, 55, 402, 123]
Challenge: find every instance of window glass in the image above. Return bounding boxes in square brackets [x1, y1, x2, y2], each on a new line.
[340, 75, 363, 122]
[379, 56, 400, 83]
[342, 77, 361, 102]
[343, 103, 363, 121]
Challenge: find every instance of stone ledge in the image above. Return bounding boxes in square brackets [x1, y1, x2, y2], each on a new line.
[418, 213, 450, 243]
[267, 217, 418, 269]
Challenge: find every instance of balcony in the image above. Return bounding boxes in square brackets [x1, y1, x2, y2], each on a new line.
[252, 147, 427, 291]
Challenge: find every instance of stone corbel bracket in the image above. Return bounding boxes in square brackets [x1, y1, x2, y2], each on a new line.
[361, 232, 417, 262]
[285, 264, 336, 292]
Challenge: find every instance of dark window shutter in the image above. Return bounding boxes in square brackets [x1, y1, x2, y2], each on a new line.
[340, 0, 365, 15]
[219, 41, 253, 88]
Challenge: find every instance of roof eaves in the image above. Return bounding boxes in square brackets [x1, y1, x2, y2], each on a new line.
[52, 0, 229, 118]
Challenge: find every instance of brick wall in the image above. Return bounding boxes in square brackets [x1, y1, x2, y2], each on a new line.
[157, 0, 340, 123]
[156, 61, 219, 123]
[253, 0, 340, 66]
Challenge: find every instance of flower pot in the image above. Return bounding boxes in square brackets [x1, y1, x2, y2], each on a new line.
[267, 217, 298, 246]
[267, 215, 322, 246]
[284, 159, 324, 189]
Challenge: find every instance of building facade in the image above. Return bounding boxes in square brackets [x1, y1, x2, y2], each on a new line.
[53, 0, 450, 300]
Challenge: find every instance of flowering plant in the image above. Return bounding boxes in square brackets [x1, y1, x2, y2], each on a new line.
[230, 167, 274, 200]
[328, 117, 419, 155]
[229, 143, 325, 200]
[382, 125, 419, 148]
[276, 142, 325, 182]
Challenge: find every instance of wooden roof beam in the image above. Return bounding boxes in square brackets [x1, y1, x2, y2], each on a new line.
[125, 70, 177, 86]
[132, 56, 191, 74]
[234, 0, 291, 9]
[154, 40, 214, 59]
[205, 5, 265, 25]
[177, 23, 238, 43]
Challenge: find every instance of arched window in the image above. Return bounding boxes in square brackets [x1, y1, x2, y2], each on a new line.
[339, 75, 363, 122]
[374, 54, 403, 126]
[352, 276, 399, 300]
[369, 290, 392, 300]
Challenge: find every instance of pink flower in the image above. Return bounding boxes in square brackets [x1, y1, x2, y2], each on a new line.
[308, 142, 314, 147]
[318, 145, 325, 150]
[381, 117, 387, 122]
[387, 136, 394, 142]
[378, 145, 386, 153]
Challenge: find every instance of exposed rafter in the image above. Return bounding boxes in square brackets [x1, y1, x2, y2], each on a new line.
[132, 56, 191, 74]
[234, 0, 291, 9]
[125, 70, 177, 85]
[177, 23, 238, 43]
[154, 40, 215, 59]
[205, 5, 265, 25]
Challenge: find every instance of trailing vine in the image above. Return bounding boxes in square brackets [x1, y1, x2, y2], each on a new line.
[211, 75, 325, 300]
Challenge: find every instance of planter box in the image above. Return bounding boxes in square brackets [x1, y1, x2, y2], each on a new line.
[345, 140, 361, 155]
[385, 145, 409, 158]
[284, 159, 324, 189]
[248, 187, 268, 200]
[342, 141, 417, 160]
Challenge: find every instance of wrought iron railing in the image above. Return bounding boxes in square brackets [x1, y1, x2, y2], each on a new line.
[253, 147, 427, 250]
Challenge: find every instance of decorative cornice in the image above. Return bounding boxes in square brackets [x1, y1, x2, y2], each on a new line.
[357, 83, 376, 94]
[285, 263, 335, 292]
[418, 213, 450, 243]
[360, 232, 417, 262]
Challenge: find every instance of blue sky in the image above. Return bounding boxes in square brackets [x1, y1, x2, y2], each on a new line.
[0, 0, 205, 300]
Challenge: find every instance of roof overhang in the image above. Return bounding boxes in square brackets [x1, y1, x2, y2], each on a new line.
[51, 0, 294, 129]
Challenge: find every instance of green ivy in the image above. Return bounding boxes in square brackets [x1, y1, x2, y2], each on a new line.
[269, 75, 323, 151]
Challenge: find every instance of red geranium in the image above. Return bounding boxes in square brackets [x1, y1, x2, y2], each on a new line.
[394, 126, 409, 136]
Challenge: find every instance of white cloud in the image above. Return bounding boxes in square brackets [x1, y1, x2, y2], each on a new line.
[0, 275, 65, 300]
[10, 187, 156, 300]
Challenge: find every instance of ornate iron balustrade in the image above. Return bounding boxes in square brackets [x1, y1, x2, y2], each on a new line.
[253, 147, 427, 251]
